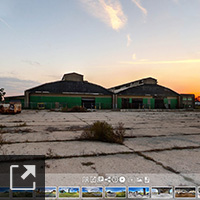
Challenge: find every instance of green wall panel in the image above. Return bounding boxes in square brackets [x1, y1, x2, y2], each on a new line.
[30, 95, 112, 109]
[95, 97, 112, 109]
[30, 96, 82, 109]
[117, 98, 122, 109]
[164, 98, 177, 109]
[143, 98, 148, 108]
[151, 99, 155, 109]
[170, 99, 177, 109]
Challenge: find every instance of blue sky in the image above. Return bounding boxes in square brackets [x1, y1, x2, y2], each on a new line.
[129, 187, 149, 193]
[1, 0, 200, 96]
[105, 187, 126, 193]
[59, 187, 79, 193]
[82, 187, 103, 193]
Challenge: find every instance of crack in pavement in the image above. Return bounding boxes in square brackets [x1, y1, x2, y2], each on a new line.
[123, 144, 199, 185]
[72, 114, 90, 125]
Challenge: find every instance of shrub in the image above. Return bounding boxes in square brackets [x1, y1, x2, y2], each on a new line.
[0, 134, 4, 145]
[80, 121, 125, 144]
[46, 127, 60, 132]
[17, 122, 27, 127]
[0, 124, 6, 129]
[62, 106, 87, 112]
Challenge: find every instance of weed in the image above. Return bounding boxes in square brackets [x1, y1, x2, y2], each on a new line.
[81, 162, 94, 166]
[45, 162, 50, 168]
[46, 148, 58, 158]
[0, 124, 6, 129]
[62, 106, 87, 112]
[0, 134, 5, 145]
[12, 120, 23, 123]
[80, 121, 126, 144]
[0, 134, 6, 155]
[17, 122, 27, 127]
[13, 128, 32, 133]
[46, 127, 60, 132]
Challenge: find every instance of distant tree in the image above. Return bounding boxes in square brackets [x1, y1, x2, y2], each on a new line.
[195, 96, 200, 102]
[0, 88, 6, 102]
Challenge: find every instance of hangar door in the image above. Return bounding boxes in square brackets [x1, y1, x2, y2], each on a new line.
[132, 98, 143, 109]
[82, 98, 95, 109]
[155, 98, 165, 109]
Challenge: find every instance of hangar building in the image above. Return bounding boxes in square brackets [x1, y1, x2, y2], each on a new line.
[5, 72, 194, 109]
[109, 77, 180, 109]
[24, 72, 113, 109]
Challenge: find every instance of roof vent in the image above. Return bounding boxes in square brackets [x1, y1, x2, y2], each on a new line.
[62, 72, 83, 82]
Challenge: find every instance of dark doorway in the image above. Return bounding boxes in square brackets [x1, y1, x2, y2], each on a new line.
[132, 98, 143, 109]
[122, 98, 130, 109]
[155, 98, 165, 109]
[82, 98, 95, 109]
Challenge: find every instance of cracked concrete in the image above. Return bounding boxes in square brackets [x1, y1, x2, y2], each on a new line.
[1, 110, 200, 186]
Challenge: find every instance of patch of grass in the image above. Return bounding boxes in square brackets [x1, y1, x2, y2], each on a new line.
[66, 125, 89, 131]
[17, 122, 27, 127]
[46, 127, 60, 132]
[0, 134, 5, 145]
[80, 121, 126, 144]
[13, 128, 32, 133]
[62, 106, 87, 112]
[0, 124, 6, 129]
[81, 161, 94, 166]
[12, 120, 23, 123]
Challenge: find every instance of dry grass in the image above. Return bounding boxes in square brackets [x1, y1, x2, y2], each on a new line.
[17, 122, 27, 127]
[46, 127, 60, 132]
[0, 134, 5, 145]
[80, 121, 126, 144]
[0, 124, 6, 129]
[62, 106, 87, 112]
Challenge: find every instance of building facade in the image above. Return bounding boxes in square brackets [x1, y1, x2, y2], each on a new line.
[5, 73, 194, 110]
[109, 77, 180, 109]
[24, 73, 113, 109]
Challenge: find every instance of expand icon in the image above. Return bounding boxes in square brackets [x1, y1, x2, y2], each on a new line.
[10, 165, 36, 190]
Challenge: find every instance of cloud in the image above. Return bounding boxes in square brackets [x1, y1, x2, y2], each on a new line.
[131, 0, 147, 16]
[126, 34, 132, 47]
[0, 17, 12, 30]
[0, 77, 40, 96]
[132, 54, 136, 60]
[80, 0, 127, 30]
[22, 60, 41, 66]
[121, 59, 200, 65]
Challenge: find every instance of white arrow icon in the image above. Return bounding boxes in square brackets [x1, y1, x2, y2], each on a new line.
[10, 165, 36, 190]
[21, 165, 36, 180]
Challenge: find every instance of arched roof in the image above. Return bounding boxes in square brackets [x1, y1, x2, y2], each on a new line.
[26, 80, 113, 95]
[118, 84, 179, 97]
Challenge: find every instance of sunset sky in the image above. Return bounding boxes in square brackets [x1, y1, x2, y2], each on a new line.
[0, 0, 200, 97]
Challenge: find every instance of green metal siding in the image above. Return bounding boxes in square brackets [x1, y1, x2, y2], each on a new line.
[29, 95, 112, 109]
[170, 99, 177, 109]
[164, 98, 177, 109]
[4, 97, 25, 108]
[143, 98, 148, 108]
[117, 98, 122, 109]
[151, 99, 155, 109]
[29, 96, 82, 109]
[95, 97, 112, 109]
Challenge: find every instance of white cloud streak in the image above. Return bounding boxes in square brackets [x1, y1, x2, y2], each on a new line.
[121, 59, 200, 65]
[80, 0, 127, 30]
[0, 17, 12, 30]
[126, 34, 132, 46]
[131, 0, 147, 16]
